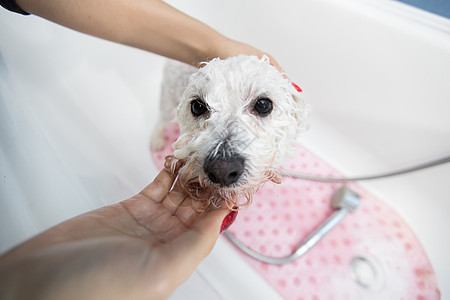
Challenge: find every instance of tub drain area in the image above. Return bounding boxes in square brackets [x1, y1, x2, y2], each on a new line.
[350, 256, 384, 291]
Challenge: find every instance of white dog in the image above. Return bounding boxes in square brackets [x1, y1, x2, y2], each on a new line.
[151, 55, 309, 210]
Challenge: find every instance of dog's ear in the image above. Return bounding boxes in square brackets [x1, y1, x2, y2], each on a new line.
[289, 82, 310, 133]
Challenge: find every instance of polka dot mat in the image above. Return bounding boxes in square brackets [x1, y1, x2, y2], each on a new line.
[151, 123, 440, 300]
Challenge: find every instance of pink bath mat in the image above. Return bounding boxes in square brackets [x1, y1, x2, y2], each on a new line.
[151, 123, 440, 300]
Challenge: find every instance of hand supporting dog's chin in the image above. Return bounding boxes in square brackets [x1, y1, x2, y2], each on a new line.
[163, 155, 281, 211]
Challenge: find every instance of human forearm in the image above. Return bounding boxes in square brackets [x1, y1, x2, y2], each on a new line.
[16, 0, 227, 66]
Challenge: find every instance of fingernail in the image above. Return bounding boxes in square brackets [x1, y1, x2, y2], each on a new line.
[291, 82, 302, 92]
[220, 210, 238, 233]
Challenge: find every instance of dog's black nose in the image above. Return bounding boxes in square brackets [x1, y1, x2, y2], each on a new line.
[204, 155, 245, 187]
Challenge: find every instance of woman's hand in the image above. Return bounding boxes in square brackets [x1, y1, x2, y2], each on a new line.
[215, 37, 284, 73]
[0, 169, 230, 300]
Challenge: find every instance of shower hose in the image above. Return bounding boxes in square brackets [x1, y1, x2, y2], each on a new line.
[278, 154, 450, 182]
[224, 154, 450, 264]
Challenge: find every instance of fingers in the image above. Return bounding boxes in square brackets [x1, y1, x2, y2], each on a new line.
[264, 53, 285, 74]
[218, 38, 285, 73]
[158, 207, 230, 286]
[140, 169, 177, 203]
[161, 192, 186, 215]
[162, 188, 201, 228]
[141, 170, 200, 227]
[161, 178, 188, 210]
[172, 197, 200, 228]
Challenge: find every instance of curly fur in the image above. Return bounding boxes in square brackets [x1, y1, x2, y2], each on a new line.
[152, 55, 310, 210]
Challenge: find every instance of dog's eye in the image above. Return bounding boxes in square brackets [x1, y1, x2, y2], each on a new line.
[254, 98, 273, 116]
[191, 99, 208, 117]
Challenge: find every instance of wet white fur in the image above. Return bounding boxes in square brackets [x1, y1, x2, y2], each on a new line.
[152, 55, 310, 206]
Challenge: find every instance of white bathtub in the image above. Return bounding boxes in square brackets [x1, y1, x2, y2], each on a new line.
[1, 0, 449, 298]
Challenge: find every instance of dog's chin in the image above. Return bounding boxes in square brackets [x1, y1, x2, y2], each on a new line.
[164, 155, 282, 211]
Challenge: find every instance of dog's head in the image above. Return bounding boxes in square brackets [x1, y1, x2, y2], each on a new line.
[166, 55, 310, 210]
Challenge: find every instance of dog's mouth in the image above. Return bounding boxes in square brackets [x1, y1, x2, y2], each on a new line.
[164, 155, 281, 211]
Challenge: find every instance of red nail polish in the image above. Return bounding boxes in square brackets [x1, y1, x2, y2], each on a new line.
[291, 82, 302, 92]
[220, 210, 238, 233]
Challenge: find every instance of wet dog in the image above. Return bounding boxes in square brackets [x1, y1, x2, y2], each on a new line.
[151, 55, 309, 210]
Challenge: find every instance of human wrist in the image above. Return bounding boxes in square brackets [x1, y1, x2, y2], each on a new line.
[197, 36, 273, 67]
[185, 32, 229, 67]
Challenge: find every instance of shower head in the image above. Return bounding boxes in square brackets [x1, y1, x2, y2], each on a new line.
[332, 186, 361, 212]
[224, 185, 361, 264]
